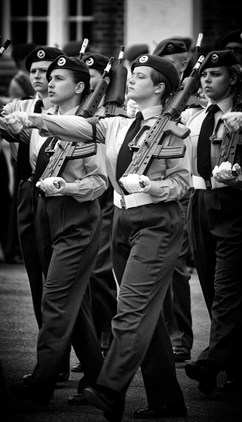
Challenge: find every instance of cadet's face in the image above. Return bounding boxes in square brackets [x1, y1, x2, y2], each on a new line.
[48, 68, 77, 105]
[89, 68, 102, 89]
[127, 66, 155, 102]
[29, 60, 52, 96]
[200, 66, 233, 102]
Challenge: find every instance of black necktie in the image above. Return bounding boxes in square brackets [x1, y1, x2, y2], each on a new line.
[116, 111, 143, 184]
[17, 99, 44, 180]
[33, 99, 44, 113]
[197, 104, 220, 180]
[34, 136, 59, 184]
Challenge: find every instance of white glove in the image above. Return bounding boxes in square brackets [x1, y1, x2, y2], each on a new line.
[119, 174, 151, 193]
[222, 112, 242, 133]
[4, 114, 24, 134]
[5, 111, 32, 134]
[36, 177, 67, 195]
[212, 161, 241, 185]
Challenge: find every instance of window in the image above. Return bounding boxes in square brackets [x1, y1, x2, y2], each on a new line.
[68, 0, 94, 42]
[10, 0, 48, 45]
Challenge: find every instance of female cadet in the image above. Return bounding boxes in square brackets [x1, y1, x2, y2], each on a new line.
[8, 55, 108, 406]
[180, 50, 242, 395]
[6, 54, 191, 420]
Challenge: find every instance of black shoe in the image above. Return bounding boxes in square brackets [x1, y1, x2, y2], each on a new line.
[173, 350, 191, 362]
[23, 371, 69, 385]
[185, 361, 217, 395]
[71, 362, 83, 373]
[67, 392, 88, 405]
[133, 403, 187, 419]
[9, 383, 50, 407]
[84, 387, 124, 422]
[218, 378, 242, 393]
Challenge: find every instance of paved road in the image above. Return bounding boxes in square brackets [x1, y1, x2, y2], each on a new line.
[0, 262, 241, 421]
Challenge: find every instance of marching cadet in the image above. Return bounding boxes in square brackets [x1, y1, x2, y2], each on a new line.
[68, 52, 118, 405]
[0, 46, 63, 329]
[83, 52, 117, 355]
[180, 50, 242, 394]
[0, 45, 72, 383]
[6, 53, 191, 420]
[7, 55, 108, 406]
[153, 37, 194, 363]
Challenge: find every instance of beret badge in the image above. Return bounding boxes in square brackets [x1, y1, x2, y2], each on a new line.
[57, 57, 66, 66]
[86, 57, 94, 66]
[139, 55, 149, 63]
[211, 53, 219, 63]
[167, 43, 175, 53]
[37, 49, 46, 59]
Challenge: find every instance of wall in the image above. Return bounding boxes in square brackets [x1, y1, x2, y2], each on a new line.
[124, 0, 197, 53]
[91, 0, 125, 57]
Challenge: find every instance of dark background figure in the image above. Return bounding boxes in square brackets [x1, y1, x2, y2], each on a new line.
[181, 50, 242, 395]
[152, 38, 194, 362]
[215, 29, 242, 66]
[0, 43, 36, 264]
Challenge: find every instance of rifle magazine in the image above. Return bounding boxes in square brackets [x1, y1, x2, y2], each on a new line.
[153, 145, 186, 159]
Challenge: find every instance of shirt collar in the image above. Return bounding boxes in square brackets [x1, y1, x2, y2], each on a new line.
[206, 96, 233, 114]
[140, 105, 163, 121]
[35, 95, 52, 110]
[57, 106, 79, 115]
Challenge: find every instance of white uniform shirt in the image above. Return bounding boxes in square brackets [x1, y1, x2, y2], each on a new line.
[26, 104, 192, 202]
[181, 97, 233, 176]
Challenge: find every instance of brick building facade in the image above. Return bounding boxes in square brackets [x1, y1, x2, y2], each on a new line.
[0, 0, 241, 96]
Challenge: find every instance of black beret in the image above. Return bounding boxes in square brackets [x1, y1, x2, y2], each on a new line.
[124, 44, 149, 62]
[153, 38, 187, 56]
[25, 46, 64, 71]
[83, 53, 109, 74]
[46, 55, 90, 81]
[199, 49, 239, 74]
[216, 30, 242, 49]
[131, 54, 180, 93]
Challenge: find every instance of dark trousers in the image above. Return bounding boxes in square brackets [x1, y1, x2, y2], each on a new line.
[97, 201, 185, 406]
[188, 188, 242, 374]
[29, 196, 103, 399]
[0, 149, 11, 255]
[164, 190, 193, 353]
[17, 179, 43, 327]
[90, 184, 117, 347]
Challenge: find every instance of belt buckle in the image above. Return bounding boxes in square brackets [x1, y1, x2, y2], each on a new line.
[120, 195, 127, 209]
[205, 179, 212, 190]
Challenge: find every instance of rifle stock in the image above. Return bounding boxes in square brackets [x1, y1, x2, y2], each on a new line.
[104, 45, 127, 116]
[122, 55, 204, 177]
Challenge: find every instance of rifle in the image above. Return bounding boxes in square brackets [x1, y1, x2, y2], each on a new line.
[36, 56, 115, 183]
[216, 68, 242, 167]
[0, 39, 11, 57]
[79, 38, 89, 59]
[121, 55, 204, 178]
[103, 45, 127, 116]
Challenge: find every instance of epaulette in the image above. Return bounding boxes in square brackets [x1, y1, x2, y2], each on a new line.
[20, 96, 35, 100]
